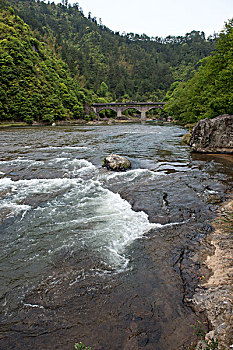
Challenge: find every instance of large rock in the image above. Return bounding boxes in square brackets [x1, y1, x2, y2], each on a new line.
[103, 154, 131, 171]
[190, 115, 233, 153]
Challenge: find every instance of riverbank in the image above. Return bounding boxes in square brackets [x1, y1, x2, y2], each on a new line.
[0, 118, 141, 128]
[0, 117, 172, 128]
[191, 198, 233, 349]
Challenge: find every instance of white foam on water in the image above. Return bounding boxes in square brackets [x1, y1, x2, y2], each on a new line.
[40, 146, 90, 150]
[65, 158, 96, 176]
[0, 158, 186, 270]
[53, 157, 69, 162]
[205, 189, 218, 195]
[0, 164, 155, 269]
[1, 203, 31, 218]
[75, 187, 156, 267]
[0, 158, 33, 165]
[0, 176, 77, 218]
[0, 158, 45, 166]
[47, 158, 96, 178]
[116, 129, 161, 135]
[101, 168, 161, 184]
[0, 156, 95, 180]
[23, 303, 44, 309]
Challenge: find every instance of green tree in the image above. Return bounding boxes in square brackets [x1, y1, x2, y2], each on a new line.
[99, 81, 109, 97]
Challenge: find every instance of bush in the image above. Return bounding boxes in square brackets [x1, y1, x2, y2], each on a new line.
[74, 342, 91, 350]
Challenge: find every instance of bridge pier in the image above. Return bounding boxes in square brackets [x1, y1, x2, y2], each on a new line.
[140, 110, 146, 120]
[117, 108, 122, 118]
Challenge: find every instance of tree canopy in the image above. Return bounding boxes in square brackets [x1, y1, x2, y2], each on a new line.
[164, 20, 233, 123]
[0, 1, 93, 123]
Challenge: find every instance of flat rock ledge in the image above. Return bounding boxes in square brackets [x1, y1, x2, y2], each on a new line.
[103, 154, 131, 171]
[191, 200, 233, 349]
[190, 114, 233, 154]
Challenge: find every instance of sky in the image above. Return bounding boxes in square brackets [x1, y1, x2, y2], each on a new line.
[52, 0, 233, 38]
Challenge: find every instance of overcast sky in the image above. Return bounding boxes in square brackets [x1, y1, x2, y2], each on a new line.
[52, 0, 233, 37]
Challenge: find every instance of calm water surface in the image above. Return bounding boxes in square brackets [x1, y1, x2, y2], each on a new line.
[0, 123, 232, 349]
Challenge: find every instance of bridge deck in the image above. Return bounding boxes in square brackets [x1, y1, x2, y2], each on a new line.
[92, 102, 165, 107]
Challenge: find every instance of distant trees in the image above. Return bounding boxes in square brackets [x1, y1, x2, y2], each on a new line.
[164, 19, 233, 122]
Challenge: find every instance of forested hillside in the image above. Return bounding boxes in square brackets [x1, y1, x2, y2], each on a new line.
[0, 0, 96, 124]
[9, 0, 216, 101]
[2, 0, 231, 125]
[164, 19, 233, 123]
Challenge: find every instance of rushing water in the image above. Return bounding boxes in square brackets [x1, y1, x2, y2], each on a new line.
[0, 123, 232, 350]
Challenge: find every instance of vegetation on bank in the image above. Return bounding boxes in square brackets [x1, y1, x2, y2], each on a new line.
[74, 342, 91, 350]
[164, 20, 233, 123]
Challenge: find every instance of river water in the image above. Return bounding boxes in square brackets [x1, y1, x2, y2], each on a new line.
[0, 123, 232, 350]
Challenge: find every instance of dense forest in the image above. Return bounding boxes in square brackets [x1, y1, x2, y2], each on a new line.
[0, 0, 98, 124]
[9, 0, 216, 101]
[0, 0, 232, 124]
[164, 19, 233, 123]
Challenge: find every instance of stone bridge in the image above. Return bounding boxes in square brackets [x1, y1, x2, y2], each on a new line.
[92, 102, 165, 120]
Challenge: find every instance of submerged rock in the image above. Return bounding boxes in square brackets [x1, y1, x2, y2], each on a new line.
[103, 154, 131, 171]
[190, 115, 233, 153]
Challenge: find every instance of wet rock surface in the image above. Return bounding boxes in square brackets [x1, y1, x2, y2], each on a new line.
[103, 153, 131, 171]
[190, 114, 233, 154]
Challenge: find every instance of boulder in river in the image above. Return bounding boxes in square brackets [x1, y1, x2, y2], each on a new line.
[103, 154, 131, 171]
[190, 114, 233, 153]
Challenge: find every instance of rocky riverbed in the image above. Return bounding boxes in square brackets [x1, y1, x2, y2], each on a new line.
[0, 123, 232, 350]
[191, 198, 233, 349]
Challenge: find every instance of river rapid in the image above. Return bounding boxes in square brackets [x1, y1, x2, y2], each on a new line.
[0, 123, 232, 350]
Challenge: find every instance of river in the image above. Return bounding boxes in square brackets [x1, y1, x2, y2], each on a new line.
[0, 123, 232, 350]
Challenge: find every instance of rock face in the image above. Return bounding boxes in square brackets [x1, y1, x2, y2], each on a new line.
[103, 154, 131, 171]
[190, 115, 233, 153]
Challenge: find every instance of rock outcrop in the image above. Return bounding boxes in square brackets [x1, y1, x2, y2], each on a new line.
[103, 154, 131, 171]
[190, 115, 233, 153]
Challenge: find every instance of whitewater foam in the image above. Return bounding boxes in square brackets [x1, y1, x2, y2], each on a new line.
[101, 168, 161, 184]
[40, 146, 90, 150]
[0, 158, 186, 270]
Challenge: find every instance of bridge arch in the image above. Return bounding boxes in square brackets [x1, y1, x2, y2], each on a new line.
[95, 107, 118, 119]
[120, 107, 141, 114]
[92, 102, 165, 120]
[97, 107, 118, 113]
